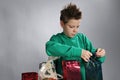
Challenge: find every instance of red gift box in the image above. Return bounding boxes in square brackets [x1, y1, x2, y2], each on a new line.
[22, 72, 38, 80]
[62, 60, 81, 80]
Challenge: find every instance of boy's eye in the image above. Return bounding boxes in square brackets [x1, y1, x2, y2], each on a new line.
[77, 26, 80, 28]
[68, 25, 74, 28]
[68, 25, 79, 28]
[69, 26, 74, 28]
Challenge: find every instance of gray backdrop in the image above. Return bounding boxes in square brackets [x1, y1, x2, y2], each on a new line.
[0, 0, 120, 80]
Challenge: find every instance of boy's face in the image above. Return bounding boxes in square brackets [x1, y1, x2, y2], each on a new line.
[61, 19, 81, 38]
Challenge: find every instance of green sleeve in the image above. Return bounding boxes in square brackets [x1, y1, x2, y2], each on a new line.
[45, 35, 82, 57]
[83, 34, 106, 63]
[97, 56, 106, 63]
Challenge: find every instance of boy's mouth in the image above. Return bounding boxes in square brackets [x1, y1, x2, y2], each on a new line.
[70, 34, 75, 37]
[72, 33, 76, 36]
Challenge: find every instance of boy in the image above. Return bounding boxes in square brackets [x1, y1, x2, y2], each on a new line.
[45, 3, 105, 80]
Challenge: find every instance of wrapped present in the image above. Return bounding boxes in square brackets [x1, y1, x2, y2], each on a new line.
[62, 60, 81, 80]
[22, 72, 38, 80]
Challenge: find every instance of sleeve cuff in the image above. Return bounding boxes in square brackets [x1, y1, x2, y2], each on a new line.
[97, 56, 106, 63]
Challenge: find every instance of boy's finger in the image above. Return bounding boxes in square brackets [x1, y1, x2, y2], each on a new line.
[88, 52, 92, 56]
[97, 48, 102, 52]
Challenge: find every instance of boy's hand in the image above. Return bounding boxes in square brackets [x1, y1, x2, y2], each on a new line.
[81, 49, 92, 62]
[96, 48, 105, 57]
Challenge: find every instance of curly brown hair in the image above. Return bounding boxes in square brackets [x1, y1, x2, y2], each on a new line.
[60, 3, 82, 24]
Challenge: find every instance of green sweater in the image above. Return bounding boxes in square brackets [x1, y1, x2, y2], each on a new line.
[46, 32, 105, 80]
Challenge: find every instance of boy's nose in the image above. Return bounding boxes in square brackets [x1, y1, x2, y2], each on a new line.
[73, 28, 78, 33]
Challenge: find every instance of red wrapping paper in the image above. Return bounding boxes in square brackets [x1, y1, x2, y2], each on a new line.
[22, 72, 38, 80]
[62, 60, 81, 80]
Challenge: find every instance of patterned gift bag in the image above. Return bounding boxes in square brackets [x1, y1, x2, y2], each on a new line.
[38, 56, 63, 80]
[62, 60, 81, 80]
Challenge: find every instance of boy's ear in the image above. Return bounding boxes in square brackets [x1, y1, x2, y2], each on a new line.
[60, 21, 64, 28]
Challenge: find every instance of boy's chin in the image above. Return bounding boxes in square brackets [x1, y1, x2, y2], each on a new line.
[68, 35, 75, 38]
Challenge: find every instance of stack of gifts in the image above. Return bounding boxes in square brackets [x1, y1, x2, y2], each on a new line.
[21, 57, 63, 80]
[21, 55, 103, 80]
